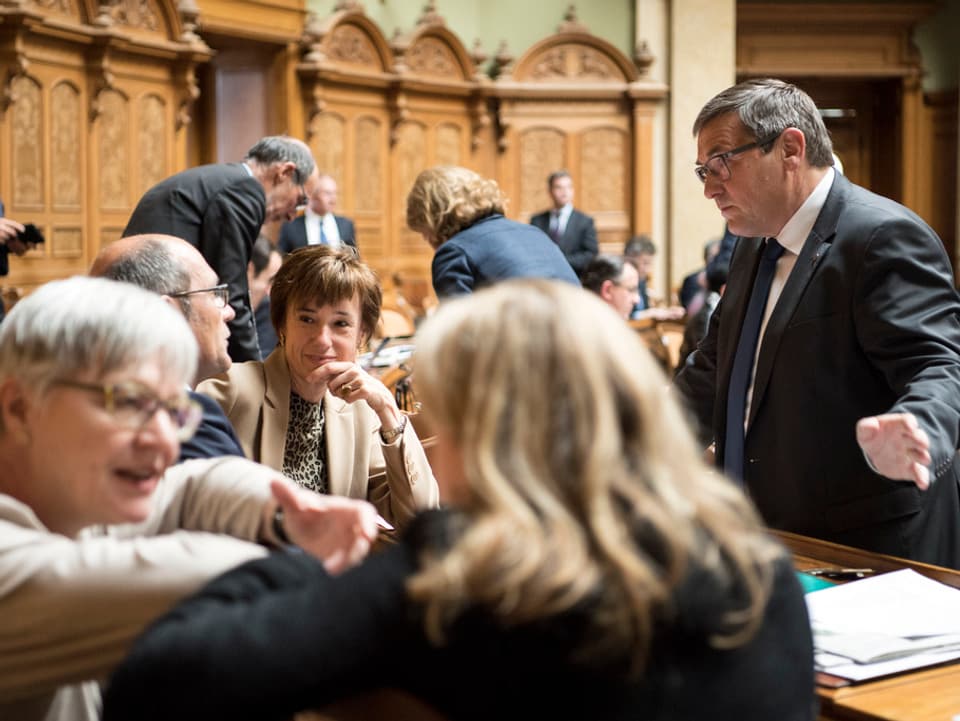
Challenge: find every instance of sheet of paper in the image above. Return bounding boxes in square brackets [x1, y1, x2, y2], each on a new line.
[806, 569, 960, 637]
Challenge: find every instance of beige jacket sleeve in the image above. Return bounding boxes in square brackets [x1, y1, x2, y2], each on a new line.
[0, 457, 280, 703]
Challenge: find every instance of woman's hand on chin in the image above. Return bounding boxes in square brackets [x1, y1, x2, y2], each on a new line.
[325, 361, 399, 419]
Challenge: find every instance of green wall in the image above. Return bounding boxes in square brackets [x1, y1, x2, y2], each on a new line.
[915, 0, 960, 91]
[307, 0, 635, 67]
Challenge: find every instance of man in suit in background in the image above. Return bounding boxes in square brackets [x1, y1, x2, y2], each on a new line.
[581, 253, 640, 320]
[279, 173, 357, 254]
[90, 234, 245, 462]
[674, 78, 960, 568]
[530, 170, 597, 277]
[123, 136, 317, 363]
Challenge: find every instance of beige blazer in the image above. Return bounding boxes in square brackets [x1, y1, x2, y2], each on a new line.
[0, 457, 277, 721]
[197, 349, 438, 527]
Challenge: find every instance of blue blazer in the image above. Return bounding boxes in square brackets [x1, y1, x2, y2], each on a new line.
[432, 214, 579, 298]
[179, 390, 245, 462]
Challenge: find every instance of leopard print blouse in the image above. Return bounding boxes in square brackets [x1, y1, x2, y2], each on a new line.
[281, 391, 329, 495]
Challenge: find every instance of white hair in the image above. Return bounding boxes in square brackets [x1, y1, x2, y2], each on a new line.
[0, 276, 197, 393]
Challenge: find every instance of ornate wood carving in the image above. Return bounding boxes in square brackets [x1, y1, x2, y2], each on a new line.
[88, 47, 117, 122]
[308, 112, 345, 182]
[405, 37, 458, 78]
[528, 44, 621, 82]
[138, 94, 166, 195]
[327, 24, 377, 67]
[174, 61, 199, 130]
[26, 0, 74, 13]
[94, 0, 161, 32]
[1, 51, 31, 116]
[580, 127, 625, 211]
[354, 116, 382, 213]
[51, 82, 81, 209]
[518, 128, 564, 215]
[387, 89, 409, 146]
[97, 89, 128, 210]
[11, 76, 43, 208]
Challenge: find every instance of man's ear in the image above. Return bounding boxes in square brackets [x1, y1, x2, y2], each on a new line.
[780, 127, 806, 168]
[599, 279, 616, 304]
[0, 377, 33, 443]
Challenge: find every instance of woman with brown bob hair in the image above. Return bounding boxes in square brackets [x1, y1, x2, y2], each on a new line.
[406, 165, 578, 297]
[108, 280, 814, 721]
[197, 245, 438, 528]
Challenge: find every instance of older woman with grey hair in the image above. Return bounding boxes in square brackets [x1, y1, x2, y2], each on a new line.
[0, 276, 379, 721]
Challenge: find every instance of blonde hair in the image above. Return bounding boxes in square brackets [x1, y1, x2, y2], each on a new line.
[410, 280, 781, 672]
[405, 166, 506, 247]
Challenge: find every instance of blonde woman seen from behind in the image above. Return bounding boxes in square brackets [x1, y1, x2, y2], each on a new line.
[105, 280, 814, 721]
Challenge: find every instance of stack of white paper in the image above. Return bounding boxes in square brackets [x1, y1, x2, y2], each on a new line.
[805, 569, 960, 681]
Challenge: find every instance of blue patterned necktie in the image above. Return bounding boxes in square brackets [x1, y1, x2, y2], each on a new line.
[319, 222, 329, 246]
[723, 238, 784, 482]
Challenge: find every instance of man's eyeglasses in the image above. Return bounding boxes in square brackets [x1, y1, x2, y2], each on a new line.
[168, 284, 229, 309]
[613, 280, 640, 294]
[297, 183, 309, 209]
[694, 132, 782, 183]
[51, 379, 203, 441]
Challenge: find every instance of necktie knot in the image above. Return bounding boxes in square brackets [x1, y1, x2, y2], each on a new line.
[763, 237, 785, 262]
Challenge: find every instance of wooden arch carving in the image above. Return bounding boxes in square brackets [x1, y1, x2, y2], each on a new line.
[391, 5, 483, 85]
[491, 6, 664, 250]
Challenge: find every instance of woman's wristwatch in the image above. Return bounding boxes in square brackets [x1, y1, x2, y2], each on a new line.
[380, 414, 407, 443]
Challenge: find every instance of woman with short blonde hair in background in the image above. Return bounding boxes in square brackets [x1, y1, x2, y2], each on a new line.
[105, 280, 814, 721]
[407, 165, 579, 297]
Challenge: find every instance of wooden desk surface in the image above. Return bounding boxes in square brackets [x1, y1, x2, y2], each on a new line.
[775, 532, 960, 721]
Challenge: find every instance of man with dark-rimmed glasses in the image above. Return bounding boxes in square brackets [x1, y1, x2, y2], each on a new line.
[91, 233, 246, 461]
[675, 78, 960, 569]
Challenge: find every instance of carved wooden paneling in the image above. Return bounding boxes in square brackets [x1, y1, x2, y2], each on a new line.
[100, 226, 125, 250]
[309, 112, 346, 183]
[138, 94, 167, 195]
[435, 123, 461, 166]
[12, 76, 44, 209]
[51, 82, 82, 210]
[580, 127, 626, 212]
[518, 128, 565, 216]
[51, 226, 83, 258]
[98, 90, 129, 210]
[395, 121, 427, 255]
[354, 116, 382, 214]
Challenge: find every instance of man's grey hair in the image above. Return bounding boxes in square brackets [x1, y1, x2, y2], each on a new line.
[97, 238, 190, 297]
[245, 136, 316, 185]
[94, 238, 196, 317]
[581, 254, 629, 294]
[693, 78, 834, 168]
[0, 276, 197, 395]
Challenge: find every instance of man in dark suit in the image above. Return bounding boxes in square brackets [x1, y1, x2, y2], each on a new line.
[90, 234, 245, 462]
[675, 78, 960, 568]
[123, 136, 317, 363]
[529, 170, 597, 276]
[278, 173, 357, 254]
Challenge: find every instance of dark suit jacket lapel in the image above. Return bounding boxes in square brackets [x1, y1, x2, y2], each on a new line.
[747, 175, 844, 427]
[291, 216, 307, 249]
